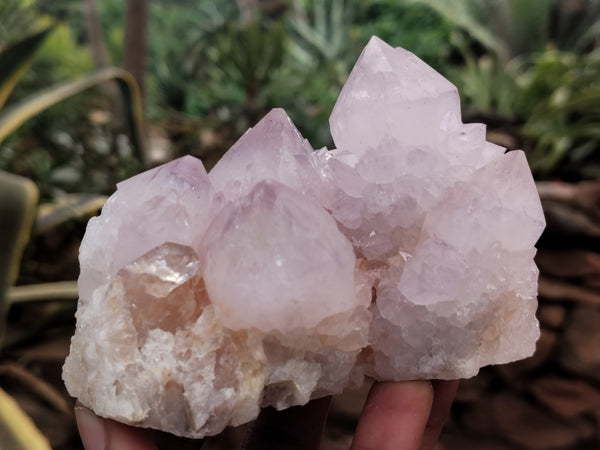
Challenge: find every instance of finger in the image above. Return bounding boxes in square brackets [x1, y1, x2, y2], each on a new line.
[420, 380, 459, 450]
[75, 405, 158, 450]
[242, 396, 331, 450]
[351, 380, 434, 450]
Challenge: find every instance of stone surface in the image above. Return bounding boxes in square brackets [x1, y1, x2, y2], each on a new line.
[465, 394, 594, 450]
[496, 328, 557, 382]
[63, 36, 544, 438]
[560, 306, 600, 379]
[531, 376, 600, 418]
[537, 303, 566, 329]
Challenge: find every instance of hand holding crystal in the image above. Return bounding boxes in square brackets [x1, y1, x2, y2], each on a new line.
[75, 379, 459, 450]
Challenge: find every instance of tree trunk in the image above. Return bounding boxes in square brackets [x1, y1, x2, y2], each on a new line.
[236, 0, 257, 23]
[83, 0, 121, 104]
[122, 0, 149, 102]
[83, 0, 111, 69]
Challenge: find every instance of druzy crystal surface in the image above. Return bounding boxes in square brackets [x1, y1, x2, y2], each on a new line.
[63, 37, 545, 438]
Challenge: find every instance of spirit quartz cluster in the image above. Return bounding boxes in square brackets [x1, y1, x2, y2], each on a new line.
[63, 37, 545, 438]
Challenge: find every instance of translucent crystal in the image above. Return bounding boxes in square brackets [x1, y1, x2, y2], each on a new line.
[77, 155, 214, 301]
[330, 36, 460, 153]
[63, 36, 545, 439]
[208, 108, 317, 202]
[201, 180, 363, 331]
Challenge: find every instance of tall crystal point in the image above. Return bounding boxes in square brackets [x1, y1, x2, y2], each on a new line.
[330, 36, 460, 153]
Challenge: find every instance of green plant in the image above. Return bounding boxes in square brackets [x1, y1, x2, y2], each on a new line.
[0, 67, 146, 161]
[518, 50, 600, 178]
[411, 0, 600, 179]
[411, 0, 600, 63]
[0, 172, 38, 334]
[0, 25, 146, 346]
[353, 0, 453, 70]
[0, 0, 42, 45]
[0, 28, 53, 108]
[444, 30, 521, 118]
[0, 1, 150, 201]
[272, 0, 355, 147]
[147, 0, 239, 116]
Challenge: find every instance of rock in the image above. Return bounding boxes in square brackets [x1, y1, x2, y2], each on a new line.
[560, 306, 600, 380]
[490, 394, 594, 449]
[63, 36, 544, 438]
[535, 249, 600, 279]
[537, 304, 566, 329]
[538, 277, 600, 305]
[496, 328, 558, 382]
[531, 376, 600, 418]
[463, 394, 594, 449]
[453, 367, 494, 404]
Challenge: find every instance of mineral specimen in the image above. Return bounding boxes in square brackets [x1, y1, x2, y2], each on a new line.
[63, 36, 545, 438]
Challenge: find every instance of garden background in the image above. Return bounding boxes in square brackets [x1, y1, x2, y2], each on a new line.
[1, 0, 600, 449]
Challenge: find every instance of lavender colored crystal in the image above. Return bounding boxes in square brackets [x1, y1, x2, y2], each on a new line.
[63, 36, 545, 438]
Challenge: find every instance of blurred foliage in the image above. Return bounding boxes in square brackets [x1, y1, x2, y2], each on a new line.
[275, 0, 357, 147]
[0, 385, 51, 450]
[1, 0, 600, 191]
[412, 0, 600, 62]
[0, 0, 41, 44]
[0, 24, 146, 373]
[0, 2, 142, 202]
[415, 0, 600, 179]
[0, 26, 49, 323]
[0, 28, 53, 109]
[353, 0, 453, 70]
[417, 0, 600, 115]
[518, 49, 600, 179]
[85, 0, 455, 150]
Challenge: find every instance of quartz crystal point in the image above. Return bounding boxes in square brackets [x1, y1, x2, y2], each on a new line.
[63, 36, 545, 438]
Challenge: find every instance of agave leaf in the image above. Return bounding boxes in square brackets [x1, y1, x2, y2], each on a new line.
[6, 281, 79, 305]
[409, 0, 510, 62]
[314, 0, 327, 43]
[0, 386, 51, 450]
[0, 172, 38, 291]
[0, 27, 53, 111]
[35, 193, 107, 235]
[0, 67, 147, 166]
[0, 171, 39, 347]
[574, 17, 600, 52]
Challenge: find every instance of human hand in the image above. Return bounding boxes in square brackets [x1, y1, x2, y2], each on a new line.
[75, 379, 458, 450]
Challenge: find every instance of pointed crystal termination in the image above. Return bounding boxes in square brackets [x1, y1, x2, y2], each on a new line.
[202, 180, 362, 332]
[77, 155, 214, 301]
[330, 36, 460, 153]
[209, 108, 317, 202]
[63, 36, 545, 440]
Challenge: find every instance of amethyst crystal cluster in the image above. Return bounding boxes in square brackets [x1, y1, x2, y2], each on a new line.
[63, 37, 545, 438]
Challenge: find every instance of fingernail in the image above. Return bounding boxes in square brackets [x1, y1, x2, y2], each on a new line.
[75, 406, 106, 450]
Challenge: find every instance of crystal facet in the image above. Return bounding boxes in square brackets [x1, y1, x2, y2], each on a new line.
[63, 37, 545, 439]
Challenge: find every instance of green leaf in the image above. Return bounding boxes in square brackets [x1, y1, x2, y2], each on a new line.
[0, 171, 38, 345]
[35, 193, 108, 234]
[0, 67, 147, 166]
[0, 27, 53, 110]
[6, 281, 79, 305]
[409, 0, 509, 62]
